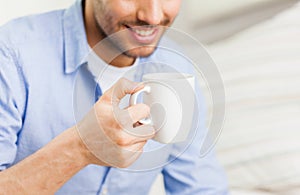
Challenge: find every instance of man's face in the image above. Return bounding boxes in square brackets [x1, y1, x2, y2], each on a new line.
[92, 0, 182, 58]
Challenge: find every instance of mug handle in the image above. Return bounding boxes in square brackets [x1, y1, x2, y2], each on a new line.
[129, 85, 152, 125]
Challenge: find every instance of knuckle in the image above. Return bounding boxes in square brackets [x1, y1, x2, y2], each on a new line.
[115, 134, 130, 146]
[97, 93, 111, 104]
[102, 94, 112, 103]
[118, 78, 127, 87]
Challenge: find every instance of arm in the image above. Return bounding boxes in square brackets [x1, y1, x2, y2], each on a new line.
[0, 127, 90, 194]
[0, 77, 154, 194]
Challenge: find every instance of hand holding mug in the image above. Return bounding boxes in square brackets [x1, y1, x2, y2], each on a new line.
[76, 78, 155, 168]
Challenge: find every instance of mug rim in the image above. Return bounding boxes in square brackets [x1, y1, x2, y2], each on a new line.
[142, 73, 194, 81]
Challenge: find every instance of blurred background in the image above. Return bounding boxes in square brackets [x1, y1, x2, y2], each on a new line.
[1, 0, 300, 194]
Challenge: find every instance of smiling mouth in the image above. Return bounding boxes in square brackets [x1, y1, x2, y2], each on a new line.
[130, 27, 156, 36]
[125, 25, 159, 44]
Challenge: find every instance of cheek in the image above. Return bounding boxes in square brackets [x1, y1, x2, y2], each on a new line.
[104, 1, 136, 23]
[97, 10, 123, 33]
[164, 0, 181, 20]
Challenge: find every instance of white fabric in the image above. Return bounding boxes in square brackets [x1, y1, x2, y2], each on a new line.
[209, 2, 300, 194]
[87, 49, 139, 93]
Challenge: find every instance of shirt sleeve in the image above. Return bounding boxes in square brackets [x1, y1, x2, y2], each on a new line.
[0, 44, 26, 171]
[162, 81, 229, 195]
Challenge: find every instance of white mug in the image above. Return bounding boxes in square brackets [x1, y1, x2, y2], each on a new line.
[130, 73, 195, 143]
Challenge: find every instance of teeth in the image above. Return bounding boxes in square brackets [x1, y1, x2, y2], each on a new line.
[133, 29, 154, 36]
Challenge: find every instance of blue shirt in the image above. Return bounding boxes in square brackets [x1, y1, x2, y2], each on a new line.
[0, 0, 228, 194]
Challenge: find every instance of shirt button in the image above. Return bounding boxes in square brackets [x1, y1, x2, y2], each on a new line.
[102, 187, 108, 195]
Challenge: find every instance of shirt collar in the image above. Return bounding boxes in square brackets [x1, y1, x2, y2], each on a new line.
[63, 0, 89, 74]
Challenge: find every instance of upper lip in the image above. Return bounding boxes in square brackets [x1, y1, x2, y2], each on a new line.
[125, 24, 158, 31]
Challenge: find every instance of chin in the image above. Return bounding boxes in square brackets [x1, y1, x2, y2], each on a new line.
[124, 46, 157, 58]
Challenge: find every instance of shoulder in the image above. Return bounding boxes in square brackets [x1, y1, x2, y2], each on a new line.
[0, 9, 65, 47]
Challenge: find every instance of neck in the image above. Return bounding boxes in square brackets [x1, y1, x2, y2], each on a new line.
[83, 0, 135, 67]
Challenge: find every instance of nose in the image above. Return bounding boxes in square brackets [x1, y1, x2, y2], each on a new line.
[137, 0, 164, 25]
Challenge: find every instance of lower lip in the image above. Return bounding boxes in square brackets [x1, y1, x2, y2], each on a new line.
[128, 28, 159, 44]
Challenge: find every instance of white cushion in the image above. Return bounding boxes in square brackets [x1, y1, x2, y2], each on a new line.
[209, 3, 300, 194]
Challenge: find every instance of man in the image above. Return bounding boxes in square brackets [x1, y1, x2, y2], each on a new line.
[0, 0, 228, 194]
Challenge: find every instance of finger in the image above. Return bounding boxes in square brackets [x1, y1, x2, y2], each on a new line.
[115, 124, 155, 146]
[111, 125, 154, 147]
[126, 103, 150, 124]
[124, 124, 155, 142]
[124, 141, 147, 154]
[106, 78, 144, 103]
[113, 103, 150, 129]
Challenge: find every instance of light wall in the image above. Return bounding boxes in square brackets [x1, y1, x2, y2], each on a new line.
[0, 0, 74, 25]
[183, 0, 273, 23]
[0, 0, 274, 26]
[0, 0, 284, 44]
